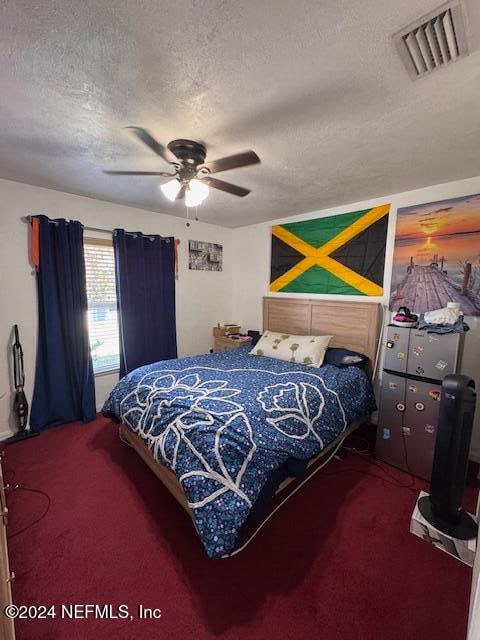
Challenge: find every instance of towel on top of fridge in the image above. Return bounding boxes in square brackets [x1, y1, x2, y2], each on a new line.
[418, 304, 469, 334]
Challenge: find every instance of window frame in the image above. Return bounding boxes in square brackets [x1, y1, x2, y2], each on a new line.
[84, 236, 120, 377]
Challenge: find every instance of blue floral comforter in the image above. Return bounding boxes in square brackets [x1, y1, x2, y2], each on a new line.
[102, 346, 376, 558]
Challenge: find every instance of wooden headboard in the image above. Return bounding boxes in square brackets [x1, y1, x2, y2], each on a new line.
[263, 297, 381, 365]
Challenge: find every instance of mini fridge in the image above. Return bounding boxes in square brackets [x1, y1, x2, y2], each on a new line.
[375, 325, 464, 481]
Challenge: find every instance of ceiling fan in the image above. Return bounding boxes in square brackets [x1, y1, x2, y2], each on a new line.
[104, 127, 260, 207]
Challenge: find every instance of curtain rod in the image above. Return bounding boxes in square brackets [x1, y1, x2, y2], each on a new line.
[22, 216, 180, 242]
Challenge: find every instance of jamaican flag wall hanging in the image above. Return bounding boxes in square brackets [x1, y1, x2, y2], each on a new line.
[270, 204, 390, 295]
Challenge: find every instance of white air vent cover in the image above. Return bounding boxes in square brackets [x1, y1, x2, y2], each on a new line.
[394, 2, 469, 79]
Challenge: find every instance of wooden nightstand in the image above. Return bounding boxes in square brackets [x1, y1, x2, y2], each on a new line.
[213, 335, 252, 353]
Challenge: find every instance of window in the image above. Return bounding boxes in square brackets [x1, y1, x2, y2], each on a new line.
[84, 238, 120, 374]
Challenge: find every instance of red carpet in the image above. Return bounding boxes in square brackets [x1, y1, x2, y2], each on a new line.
[3, 416, 475, 640]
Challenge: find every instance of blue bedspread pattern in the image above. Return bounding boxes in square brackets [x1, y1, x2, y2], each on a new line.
[103, 347, 376, 558]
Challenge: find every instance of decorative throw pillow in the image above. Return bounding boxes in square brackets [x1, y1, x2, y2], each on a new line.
[324, 347, 369, 369]
[249, 331, 332, 367]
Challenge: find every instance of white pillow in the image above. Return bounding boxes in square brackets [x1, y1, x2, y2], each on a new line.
[249, 331, 332, 367]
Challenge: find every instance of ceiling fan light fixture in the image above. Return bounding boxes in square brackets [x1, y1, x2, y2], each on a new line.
[105, 128, 259, 204]
[160, 178, 181, 202]
[185, 178, 209, 207]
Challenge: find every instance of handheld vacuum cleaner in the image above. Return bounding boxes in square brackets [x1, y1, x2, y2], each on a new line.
[5, 325, 39, 444]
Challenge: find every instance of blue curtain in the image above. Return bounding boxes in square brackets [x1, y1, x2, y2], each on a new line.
[30, 216, 96, 430]
[113, 229, 177, 377]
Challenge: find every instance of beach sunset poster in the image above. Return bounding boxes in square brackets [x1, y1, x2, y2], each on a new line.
[389, 193, 480, 315]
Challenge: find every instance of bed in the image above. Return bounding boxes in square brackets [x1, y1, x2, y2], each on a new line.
[102, 298, 380, 558]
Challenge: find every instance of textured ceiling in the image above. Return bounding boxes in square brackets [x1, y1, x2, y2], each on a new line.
[1, 0, 480, 227]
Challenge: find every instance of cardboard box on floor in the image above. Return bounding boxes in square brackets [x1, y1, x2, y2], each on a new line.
[411, 491, 477, 567]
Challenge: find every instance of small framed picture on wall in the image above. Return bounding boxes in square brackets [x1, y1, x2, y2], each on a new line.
[189, 240, 223, 271]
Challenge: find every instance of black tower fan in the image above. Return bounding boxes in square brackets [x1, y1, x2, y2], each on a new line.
[418, 374, 477, 540]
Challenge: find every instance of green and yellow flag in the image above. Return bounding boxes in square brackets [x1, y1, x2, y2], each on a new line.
[270, 204, 390, 295]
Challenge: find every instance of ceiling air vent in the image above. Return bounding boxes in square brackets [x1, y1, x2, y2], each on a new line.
[394, 2, 469, 80]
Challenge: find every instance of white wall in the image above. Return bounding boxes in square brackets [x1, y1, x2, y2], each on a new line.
[0, 178, 233, 438]
[2, 174, 480, 454]
[231, 175, 480, 460]
[467, 495, 480, 640]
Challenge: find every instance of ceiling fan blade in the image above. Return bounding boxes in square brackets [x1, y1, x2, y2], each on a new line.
[126, 127, 177, 163]
[201, 176, 250, 197]
[176, 184, 187, 200]
[103, 170, 173, 176]
[201, 150, 260, 174]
